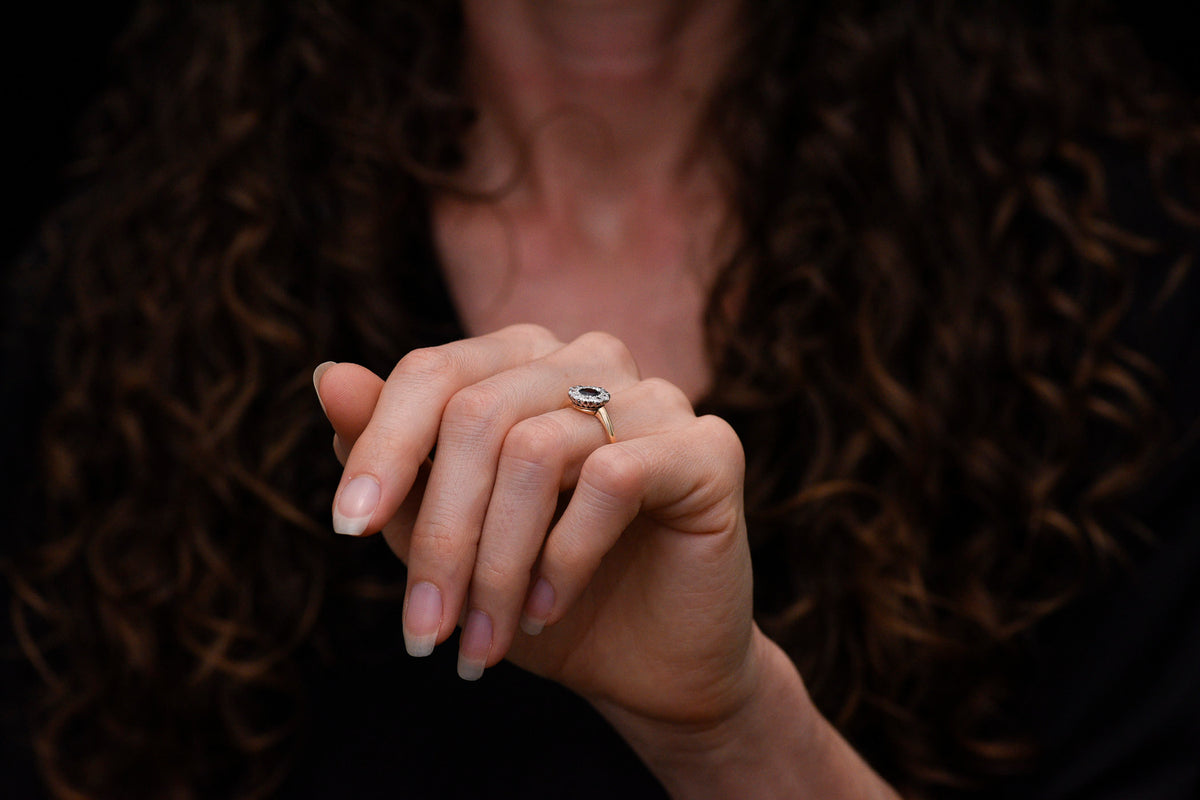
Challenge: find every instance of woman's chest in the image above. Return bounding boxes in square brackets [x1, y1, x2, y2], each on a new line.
[433, 199, 720, 400]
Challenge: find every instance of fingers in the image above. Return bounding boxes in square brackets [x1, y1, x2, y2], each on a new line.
[314, 361, 384, 453]
[402, 332, 641, 660]
[331, 324, 561, 537]
[451, 410, 579, 677]
[458, 381, 690, 678]
[531, 414, 745, 638]
[314, 362, 429, 558]
[314, 334, 746, 685]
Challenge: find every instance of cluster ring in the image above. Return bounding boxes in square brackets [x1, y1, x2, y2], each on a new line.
[568, 385, 615, 443]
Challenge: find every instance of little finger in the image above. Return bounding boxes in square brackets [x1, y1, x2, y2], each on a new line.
[526, 415, 746, 632]
[460, 380, 692, 677]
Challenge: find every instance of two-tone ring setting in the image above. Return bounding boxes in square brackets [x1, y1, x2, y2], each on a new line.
[567, 385, 615, 443]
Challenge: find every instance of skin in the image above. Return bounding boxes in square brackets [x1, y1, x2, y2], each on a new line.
[315, 1, 902, 795]
[434, 0, 739, 400]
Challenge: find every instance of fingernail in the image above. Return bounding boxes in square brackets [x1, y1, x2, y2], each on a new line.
[332, 433, 349, 463]
[519, 578, 555, 637]
[404, 581, 442, 657]
[332, 475, 380, 536]
[312, 361, 335, 415]
[458, 609, 493, 681]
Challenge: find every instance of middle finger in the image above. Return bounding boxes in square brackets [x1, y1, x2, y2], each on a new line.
[402, 332, 640, 658]
[458, 378, 695, 680]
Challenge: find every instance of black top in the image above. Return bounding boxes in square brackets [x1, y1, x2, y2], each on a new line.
[3, 238, 1198, 800]
[2, 104, 1198, 800]
[272, 226, 1200, 798]
[4, 7, 1200, 795]
[279, 598, 667, 799]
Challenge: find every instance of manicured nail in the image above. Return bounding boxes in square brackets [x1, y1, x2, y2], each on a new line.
[519, 578, 555, 637]
[458, 609, 493, 681]
[332, 475, 380, 536]
[404, 581, 443, 657]
[312, 361, 335, 415]
[332, 433, 349, 463]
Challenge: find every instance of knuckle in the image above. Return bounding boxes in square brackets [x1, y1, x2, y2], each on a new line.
[574, 331, 637, 371]
[580, 446, 645, 504]
[469, 555, 516, 599]
[352, 417, 413, 461]
[393, 346, 456, 384]
[501, 417, 565, 474]
[695, 414, 746, 476]
[443, 386, 504, 437]
[500, 322, 556, 346]
[639, 377, 693, 414]
[413, 517, 464, 565]
[541, 530, 591, 581]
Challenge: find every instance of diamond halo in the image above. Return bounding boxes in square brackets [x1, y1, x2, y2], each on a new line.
[567, 385, 611, 410]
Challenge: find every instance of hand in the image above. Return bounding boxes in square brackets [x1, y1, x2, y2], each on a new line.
[313, 324, 757, 729]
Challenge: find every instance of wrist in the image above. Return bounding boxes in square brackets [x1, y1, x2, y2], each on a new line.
[595, 627, 899, 800]
[598, 628, 813, 798]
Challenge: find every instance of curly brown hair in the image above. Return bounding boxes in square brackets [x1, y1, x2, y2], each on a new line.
[5, 0, 1197, 797]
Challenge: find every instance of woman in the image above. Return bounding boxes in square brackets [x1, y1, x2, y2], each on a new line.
[3, 1, 1198, 797]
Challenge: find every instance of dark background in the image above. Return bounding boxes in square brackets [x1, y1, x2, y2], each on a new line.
[4, 3, 1198, 269]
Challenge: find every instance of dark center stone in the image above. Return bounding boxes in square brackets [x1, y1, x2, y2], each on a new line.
[581, 387, 601, 397]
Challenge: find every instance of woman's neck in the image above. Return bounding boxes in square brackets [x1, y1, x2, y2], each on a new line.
[458, 0, 744, 206]
[439, 1, 744, 401]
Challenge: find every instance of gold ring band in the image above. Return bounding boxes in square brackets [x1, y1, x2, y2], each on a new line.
[593, 406, 616, 443]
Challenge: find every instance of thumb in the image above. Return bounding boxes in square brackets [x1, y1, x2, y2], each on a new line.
[313, 361, 385, 459]
[313, 360, 425, 555]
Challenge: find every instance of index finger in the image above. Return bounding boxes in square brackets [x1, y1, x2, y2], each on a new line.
[331, 324, 561, 536]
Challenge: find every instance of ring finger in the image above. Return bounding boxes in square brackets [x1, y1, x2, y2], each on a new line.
[402, 333, 640, 659]
[458, 378, 695, 680]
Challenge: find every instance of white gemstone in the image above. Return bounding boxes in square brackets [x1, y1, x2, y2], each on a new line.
[568, 385, 610, 409]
